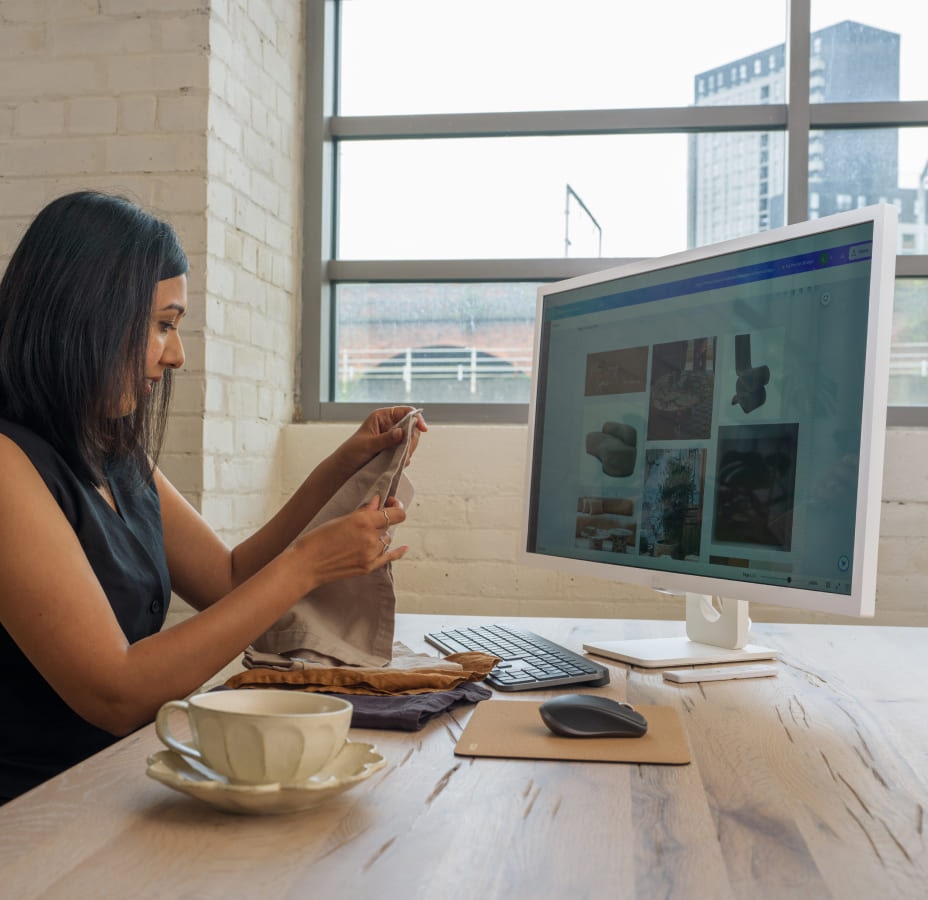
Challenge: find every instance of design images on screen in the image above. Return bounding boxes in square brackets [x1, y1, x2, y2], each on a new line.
[523, 205, 897, 667]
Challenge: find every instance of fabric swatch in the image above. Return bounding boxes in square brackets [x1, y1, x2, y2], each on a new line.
[249, 410, 418, 667]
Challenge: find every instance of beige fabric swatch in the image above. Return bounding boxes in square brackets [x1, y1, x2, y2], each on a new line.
[226, 645, 500, 696]
[247, 410, 418, 668]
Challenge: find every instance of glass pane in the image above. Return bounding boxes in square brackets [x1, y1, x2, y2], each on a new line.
[339, 0, 786, 114]
[812, 2, 928, 102]
[690, 131, 787, 246]
[890, 279, 928, 407]
[334, 281, 928, 409]
[338, 132, 785, 260]
[807, 127, 928, 255]
[334, 283, 538, 404]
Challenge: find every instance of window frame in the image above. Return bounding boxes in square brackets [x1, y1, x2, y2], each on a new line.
[301, 0, 928, 426]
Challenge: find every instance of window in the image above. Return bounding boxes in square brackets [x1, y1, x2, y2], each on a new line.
[303, 0, 928, 424]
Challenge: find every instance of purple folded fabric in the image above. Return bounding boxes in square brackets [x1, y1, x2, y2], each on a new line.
[323, 682, 492, 731]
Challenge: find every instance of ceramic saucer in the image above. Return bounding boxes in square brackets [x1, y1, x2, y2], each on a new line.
[146, 740, 386, 815]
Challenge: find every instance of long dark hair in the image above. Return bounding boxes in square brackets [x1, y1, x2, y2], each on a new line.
[0, 191, 188, 484]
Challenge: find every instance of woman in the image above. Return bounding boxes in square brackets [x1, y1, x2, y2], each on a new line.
[0, 191, 426, 803]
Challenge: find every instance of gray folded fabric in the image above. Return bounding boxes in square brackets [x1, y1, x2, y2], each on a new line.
[210, 682, 493, 731]
[324, 683, 492, 731]
[248, 410, 417, 667]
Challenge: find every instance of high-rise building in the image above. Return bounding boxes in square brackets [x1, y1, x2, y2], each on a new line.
[688, 20, 919, 249]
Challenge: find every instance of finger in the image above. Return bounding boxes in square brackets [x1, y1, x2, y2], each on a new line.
[393, 407, 427, 435]
[375, 544, 408, 568]
[364, 536, 405, 569]
[361, 412, 402, 449]
[381, 406, 407, 429]
[387, 405, 418, 421]
[375, 425, 405, 450]
[380, 499, 406, 525]
[386, 405, 427, 436]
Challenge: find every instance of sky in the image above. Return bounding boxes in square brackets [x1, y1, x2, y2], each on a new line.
[335, 1, 928, 260]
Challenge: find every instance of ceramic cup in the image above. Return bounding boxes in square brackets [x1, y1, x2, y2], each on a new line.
[155, 690, 353, 785]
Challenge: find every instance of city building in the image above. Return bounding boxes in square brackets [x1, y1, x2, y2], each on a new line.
[690, 20, 924, 252]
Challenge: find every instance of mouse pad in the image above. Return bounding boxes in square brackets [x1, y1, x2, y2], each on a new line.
[454, 700, 691, 765]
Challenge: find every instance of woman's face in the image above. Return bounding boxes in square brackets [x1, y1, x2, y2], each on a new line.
[145, 275, 187, 393]
[142, 273, 187, 401]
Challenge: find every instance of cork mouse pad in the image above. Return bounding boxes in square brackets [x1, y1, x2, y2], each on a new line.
[454, 699, 690, 765]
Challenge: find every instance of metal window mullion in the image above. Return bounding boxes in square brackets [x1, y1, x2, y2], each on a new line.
[895, 256, 928, 278]
[316, 400, 530, 425]
[329, 105, 786, 141]
[785, 0, 811, 224]
[809, 101, 928, 128]
[299, 0, 337, 420]
[329, 101, 928, 143]
[327, 258, 642, 283]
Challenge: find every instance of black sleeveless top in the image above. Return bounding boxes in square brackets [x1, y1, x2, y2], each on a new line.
[0, 420, 171, 803]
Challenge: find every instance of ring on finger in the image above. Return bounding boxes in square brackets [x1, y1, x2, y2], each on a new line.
[382, 509, 391, 527]
[379, 533, 390, 554]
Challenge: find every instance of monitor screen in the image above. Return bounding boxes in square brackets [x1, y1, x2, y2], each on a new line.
[522, 205, 897, 666]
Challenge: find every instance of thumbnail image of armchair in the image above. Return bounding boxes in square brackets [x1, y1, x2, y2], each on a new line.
[586, 421, 637, 477]
[732, 333, 770, 414]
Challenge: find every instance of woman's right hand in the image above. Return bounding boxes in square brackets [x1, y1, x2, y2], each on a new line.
[288, 495, 408, 590]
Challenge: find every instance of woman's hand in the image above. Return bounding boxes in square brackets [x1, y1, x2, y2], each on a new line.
[188, 409, 426, 602]
[289, 495, 408, 590]
[336, 406, 428, 476]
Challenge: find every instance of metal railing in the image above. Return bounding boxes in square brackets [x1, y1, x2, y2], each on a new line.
[339, 346, 533, 395]
[889, 342, 928, 377]
[338, 342, 928, 396]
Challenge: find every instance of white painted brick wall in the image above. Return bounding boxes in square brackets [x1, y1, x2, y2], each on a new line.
[197, 0, 302, 543]
[0, 1, 211, 513]
[281, 422, 928, 626]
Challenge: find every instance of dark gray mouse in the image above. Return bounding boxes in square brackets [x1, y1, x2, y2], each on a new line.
[539, 693, 648, 738]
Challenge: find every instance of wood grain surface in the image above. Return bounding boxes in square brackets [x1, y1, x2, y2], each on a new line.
[0, 615, 924, 899]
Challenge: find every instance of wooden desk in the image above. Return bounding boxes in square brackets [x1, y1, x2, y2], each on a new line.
[0, 615, 925, 899]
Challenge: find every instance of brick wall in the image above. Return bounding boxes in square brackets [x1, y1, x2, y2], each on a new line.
[282, 422, 928, 626]
[197, 0, 303, 536]
[0, 0, 212, 507]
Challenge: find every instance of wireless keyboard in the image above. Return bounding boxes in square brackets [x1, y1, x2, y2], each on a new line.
[424, 623, 610, 691]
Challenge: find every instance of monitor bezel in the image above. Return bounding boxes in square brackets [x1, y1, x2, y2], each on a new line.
[521, 204, 898, 619]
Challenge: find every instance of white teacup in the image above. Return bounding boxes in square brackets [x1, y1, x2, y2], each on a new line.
[155, 690, 353, 785]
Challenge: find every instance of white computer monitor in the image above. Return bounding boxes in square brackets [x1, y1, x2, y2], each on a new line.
[521, 205, 897, 667]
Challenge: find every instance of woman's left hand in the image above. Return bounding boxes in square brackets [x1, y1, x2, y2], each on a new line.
[338, 406, 428, 475]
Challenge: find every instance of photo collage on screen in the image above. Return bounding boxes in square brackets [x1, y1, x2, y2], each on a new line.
[575, 329, 799, 569]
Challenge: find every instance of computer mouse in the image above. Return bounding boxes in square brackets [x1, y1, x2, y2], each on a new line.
[539, 693, 648, 738]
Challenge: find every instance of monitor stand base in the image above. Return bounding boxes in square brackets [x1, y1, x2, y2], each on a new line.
[582, 636, 778, 669]
[582, 594, 778, 669]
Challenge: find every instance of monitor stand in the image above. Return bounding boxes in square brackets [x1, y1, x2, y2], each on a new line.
[582, 594, 778, 669]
